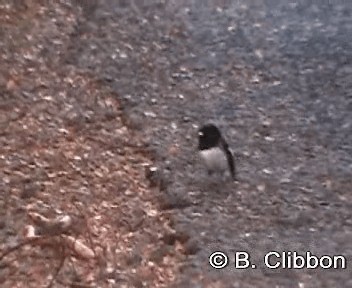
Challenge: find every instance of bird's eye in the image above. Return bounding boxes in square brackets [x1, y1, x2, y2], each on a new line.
[198, 131, 204, 137]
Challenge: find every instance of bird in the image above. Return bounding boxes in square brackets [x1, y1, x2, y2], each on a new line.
[198, 123, 236, 180]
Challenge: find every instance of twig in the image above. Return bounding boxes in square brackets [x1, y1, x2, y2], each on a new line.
[72, 202, 97, 258]
[47, 240, 66, 288]
[0, 237, 47, 261]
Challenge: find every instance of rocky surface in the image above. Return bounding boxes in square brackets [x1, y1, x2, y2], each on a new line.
[0, 1, 351, 287]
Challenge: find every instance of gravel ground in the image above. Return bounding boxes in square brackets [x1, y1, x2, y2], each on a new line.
[1, 1, 351, 287]
[0, 2, 182, 287]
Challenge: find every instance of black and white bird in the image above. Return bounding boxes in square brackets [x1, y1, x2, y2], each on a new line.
[198, 124, 236, 180]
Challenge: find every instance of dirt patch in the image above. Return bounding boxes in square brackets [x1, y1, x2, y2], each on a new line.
[0, 2, 183, 287]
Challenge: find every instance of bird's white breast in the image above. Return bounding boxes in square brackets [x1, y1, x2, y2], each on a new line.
[199, 147, 228, 172]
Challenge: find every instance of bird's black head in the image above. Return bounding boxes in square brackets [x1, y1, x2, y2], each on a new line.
[198, 124, 222, 150]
